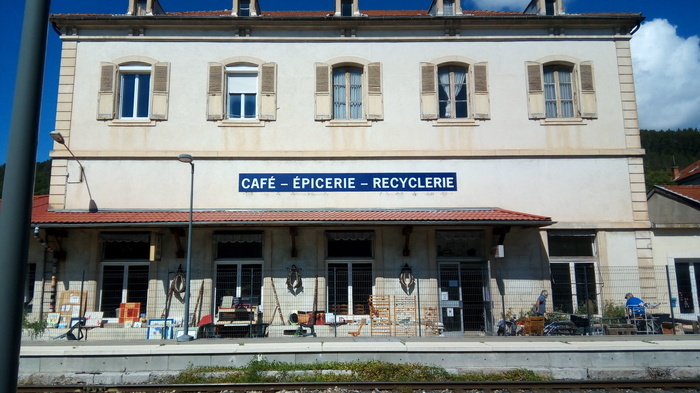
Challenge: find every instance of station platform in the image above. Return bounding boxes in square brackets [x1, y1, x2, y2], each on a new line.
[18, 335, 700, 384]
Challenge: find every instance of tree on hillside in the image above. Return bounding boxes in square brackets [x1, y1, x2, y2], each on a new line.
[0, 160, 51, 197]
[640, 128, 700, 190]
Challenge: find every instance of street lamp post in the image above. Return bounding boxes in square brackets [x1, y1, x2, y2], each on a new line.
[50, 131, 98, 212]
[177, 154, 195, 341]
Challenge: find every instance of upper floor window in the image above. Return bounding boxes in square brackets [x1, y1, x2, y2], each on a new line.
[333, 67, 363, 120]
[341, 0, 353, 16]
[238, 0, 251, 16]
[207, 61, 277, 122]
[545, 0, 556, 15]
[443, 0, 455, 15]
[428, 0, 461, 16]
[315, 61, 383, 122]
[438, 66, 468, 119]
[119, 65, 151, 119]
[543, 65, 574, 118]
[97, 61, 170, 121]
[421, 61, 490, 121]
[227, 66, 258, 119]
[526, 60, 597, 121]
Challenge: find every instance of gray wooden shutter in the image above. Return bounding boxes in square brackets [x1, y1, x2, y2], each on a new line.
[366, 62, 383, 120]
[97, 62, 117, 120]
[207, 63, 225, 121]
[526, 61, 545, 119]
[578, 61, 597, 119]
[314, 63, 331, 120]
[420, 62, 437, 120]
[150, 62, 170, 120]
[472, 62, 490, 120]
[259, 62, 277, 121]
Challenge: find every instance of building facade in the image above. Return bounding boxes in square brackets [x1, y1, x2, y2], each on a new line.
[25, 0, 654, 338]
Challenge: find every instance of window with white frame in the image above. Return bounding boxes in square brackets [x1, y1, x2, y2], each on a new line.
[326, 231, 373, 315]
[99, 232, 151, 318]
[674, 260, 700, 314]
[340, 0, 353, 16]
[438, 66, 468, 119]
[333, 67, 363, 120]
[97, 62, 170, 121]
[543, 65, 574, 118]
[526, 60, 597, 120]
[420, 62, 490, 121]
[238, 0, 251, 16]
[214, 231, 263, 309]
[443, 0, 455, 15]
[119, 65, 151, 119]
[227, 66, 258, 119]
[547, 231, 598, 314]
[207, 62, 277, 121]
[315, 62, 383, 121]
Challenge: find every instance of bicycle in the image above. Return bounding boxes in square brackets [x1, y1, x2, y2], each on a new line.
[543, 320, 579, 336]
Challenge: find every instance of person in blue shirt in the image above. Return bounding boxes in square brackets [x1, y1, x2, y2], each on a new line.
[534, 290, 548, 316]
[625, 293, 647, 317]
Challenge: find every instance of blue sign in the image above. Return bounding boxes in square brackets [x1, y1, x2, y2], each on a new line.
[239, 173, 457, 192]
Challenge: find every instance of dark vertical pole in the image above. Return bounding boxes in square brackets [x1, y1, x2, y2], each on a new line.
[0, 0, 51, 389]
[416, 275, 422, 337]
[666, 265, 676, 335]
[333, 267, 337, 338]
[583, 266, 591, 334]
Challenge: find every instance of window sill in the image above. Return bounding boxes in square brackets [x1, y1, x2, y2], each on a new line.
[538, 118, 587, 126]
[107, 119, 157, 127]
[432, 118, 480, 127]
[218, 119, 265, 127]
[325, 120, 372, 127]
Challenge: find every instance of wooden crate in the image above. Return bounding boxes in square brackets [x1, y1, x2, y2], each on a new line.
[369, 295, 391, 336]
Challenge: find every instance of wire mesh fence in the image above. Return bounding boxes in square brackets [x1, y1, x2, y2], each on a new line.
[25, 264, 699, 341]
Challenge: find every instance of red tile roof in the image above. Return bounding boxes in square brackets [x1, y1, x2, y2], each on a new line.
[675, 160, 700, 182]
[23, 195, 552, 226]
[51, 9, 641, 18]
[657, 185, 700, 205]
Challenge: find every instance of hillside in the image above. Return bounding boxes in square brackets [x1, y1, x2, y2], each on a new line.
[640, 128, 700, 189]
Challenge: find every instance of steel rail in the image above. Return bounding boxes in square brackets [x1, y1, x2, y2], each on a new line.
[17, 379, 700, 392]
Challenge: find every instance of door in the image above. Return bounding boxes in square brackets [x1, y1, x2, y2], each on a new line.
[439, 262, 490, 335]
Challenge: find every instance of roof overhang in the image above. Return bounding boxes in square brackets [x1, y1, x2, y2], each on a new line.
[27, 197, 553, 228]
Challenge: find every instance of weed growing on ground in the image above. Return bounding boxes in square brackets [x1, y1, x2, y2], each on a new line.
[164, 359, 548, 384]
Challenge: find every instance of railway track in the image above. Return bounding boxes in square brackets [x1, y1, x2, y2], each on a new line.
[16, 379, 700, 392]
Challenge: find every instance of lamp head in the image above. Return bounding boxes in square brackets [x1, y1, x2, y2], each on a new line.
[178, 154, 193, 164]
[50, 131, 66, 145]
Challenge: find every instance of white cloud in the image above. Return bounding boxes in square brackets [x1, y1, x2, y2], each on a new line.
[468, 0, 528, 11]
[631, 19, 700, 130]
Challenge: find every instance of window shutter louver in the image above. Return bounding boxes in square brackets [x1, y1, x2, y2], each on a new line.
[97, 62, 117, 120]
[259, 62, 277, 120]
[526, 61, 545, 119]
[420, 62, 438, 120]
[366, 62, 383, 120]
[578, 61, 597, 119]
[472, 62, 490, 120]
[314, 63, 332, 120]
[150, 62, 170, 120]
[207, 62, 225, 121]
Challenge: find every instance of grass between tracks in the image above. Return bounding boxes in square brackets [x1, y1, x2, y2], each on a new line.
[163, 359, 549, 384]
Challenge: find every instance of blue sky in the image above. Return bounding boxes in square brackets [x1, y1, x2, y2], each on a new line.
[1, 0, 699, 164]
